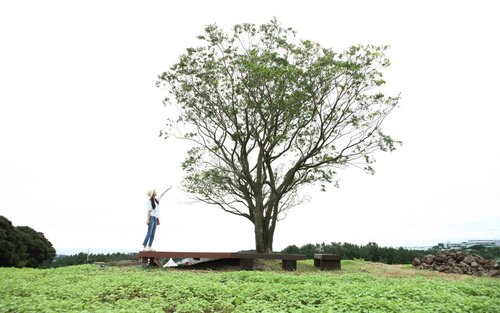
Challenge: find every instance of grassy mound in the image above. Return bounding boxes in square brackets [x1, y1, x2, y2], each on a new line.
[1, 260, 499, 312]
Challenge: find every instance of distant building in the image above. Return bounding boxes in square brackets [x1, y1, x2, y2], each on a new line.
[438, 240, 500, 249]
[438, 241, 467, 249]
[466, 240, 500, 248]
[405, 246, 433, 251]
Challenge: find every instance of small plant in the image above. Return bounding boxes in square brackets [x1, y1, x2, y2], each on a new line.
[1, 261, 499, 312]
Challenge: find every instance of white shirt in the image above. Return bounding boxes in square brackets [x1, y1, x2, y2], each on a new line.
[147, 195, 162, 218]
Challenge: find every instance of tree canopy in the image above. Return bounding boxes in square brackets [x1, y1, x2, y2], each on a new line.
[0, 216, 56, 268]
[16, 226, 56, 268]
[157, 19, 400, 252]
[0, 216, 22, 267]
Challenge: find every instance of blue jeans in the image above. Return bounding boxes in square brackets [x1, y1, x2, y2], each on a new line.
[142, 216, 157, 247]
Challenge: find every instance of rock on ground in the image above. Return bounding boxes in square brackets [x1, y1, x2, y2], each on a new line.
[412, 251, 498, 276]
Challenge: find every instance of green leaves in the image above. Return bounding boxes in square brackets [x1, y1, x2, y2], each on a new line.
[1, 264, 499, 312]
[156, 19, 402, 251]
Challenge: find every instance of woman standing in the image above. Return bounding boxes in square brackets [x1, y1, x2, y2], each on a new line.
[142, 186, 171, 251]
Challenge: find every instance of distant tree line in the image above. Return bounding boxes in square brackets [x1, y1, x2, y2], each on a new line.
[52, 252, 135, 267]
[47, 245, 500, 268]
[282, 242, 500, 264]
[0, 215, 56, 268]
[468, 245, 500, 261]
[282, 242, 431, 264]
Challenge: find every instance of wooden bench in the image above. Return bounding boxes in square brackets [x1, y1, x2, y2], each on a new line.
[137, 251, 306, 271]
[314, 254, 341, 270]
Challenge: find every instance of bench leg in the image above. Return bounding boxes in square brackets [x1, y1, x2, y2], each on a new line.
[149, 257, 160, 267]
[239, 258, 254, 270]
[318, 259, 341, 271]
[282, 260, 297, 271]
[142, 257, 158, 268]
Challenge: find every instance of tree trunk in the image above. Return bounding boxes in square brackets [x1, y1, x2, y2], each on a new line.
[254, 215, 274, 253]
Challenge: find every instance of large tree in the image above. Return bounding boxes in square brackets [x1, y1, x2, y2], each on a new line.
[16, 226, 56, 268]
[0, 216, 56, 267]
[0, 216, 22, 267]
[157, 19, 400, 253]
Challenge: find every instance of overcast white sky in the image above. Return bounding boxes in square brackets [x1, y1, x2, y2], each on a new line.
[1, 0, 499, 255]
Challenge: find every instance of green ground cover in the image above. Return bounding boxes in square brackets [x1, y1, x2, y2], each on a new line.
[1, 260, 499, 312]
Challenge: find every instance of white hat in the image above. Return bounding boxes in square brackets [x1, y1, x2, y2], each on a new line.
[147, 189, 155, 197]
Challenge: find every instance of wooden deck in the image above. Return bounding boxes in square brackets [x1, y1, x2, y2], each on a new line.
[137, 251, 307, 271]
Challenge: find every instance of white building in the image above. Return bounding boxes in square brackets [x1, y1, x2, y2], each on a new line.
[466, 240, 500, 248]
[438, 240, 500, 249]
[440, 241, 467, 249]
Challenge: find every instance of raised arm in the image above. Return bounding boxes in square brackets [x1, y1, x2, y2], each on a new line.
[160, 185, 172, 198]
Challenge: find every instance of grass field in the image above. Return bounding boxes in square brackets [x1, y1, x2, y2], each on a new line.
[1, 260, 499, 312]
